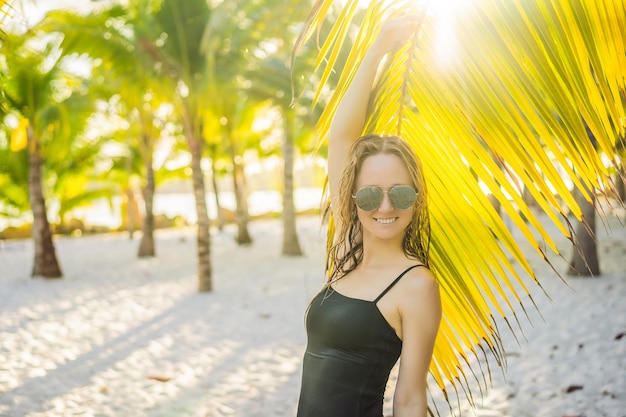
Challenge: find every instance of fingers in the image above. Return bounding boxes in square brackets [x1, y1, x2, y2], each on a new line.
[368, 14, 422, 57]
[384, 15, 421, 34]
[377, 17, 419, 51]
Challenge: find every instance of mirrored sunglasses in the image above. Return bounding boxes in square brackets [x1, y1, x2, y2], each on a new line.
[352, 185, 417, 211]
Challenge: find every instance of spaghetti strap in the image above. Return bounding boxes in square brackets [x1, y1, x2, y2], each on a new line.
[373, 265, 422, 304]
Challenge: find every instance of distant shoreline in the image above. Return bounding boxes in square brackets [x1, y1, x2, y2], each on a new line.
[0, 188, 325, 239]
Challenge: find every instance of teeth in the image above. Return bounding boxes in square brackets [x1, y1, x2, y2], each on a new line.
[376, 218, 396, 224]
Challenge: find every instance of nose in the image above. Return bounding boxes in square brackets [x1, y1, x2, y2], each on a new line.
[377, 192, 394, 212]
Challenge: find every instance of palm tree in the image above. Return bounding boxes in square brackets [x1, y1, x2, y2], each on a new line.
[568, 123, 604, 276]
[280, 108, 304, 256]
[568, 182, 600, 276]
[217, 98, 270, 246]
[147, 0, 214, 290]
[40, 0, 214, 289]
[617, 165, 626, 202]
[206, 142, 227, 231]
[203, 1, 261, 246]
[4, 47, 62, 278]
[247, 0, 311, 256]
[130, 97, 165, 258]
[295, 0, 625, 410]
[222, 103, 253, 245]
[42, 4, 181, 258]
[1, 31, 97, 277]
[206, 0, 322, 253]
[250, 58, 309, 256]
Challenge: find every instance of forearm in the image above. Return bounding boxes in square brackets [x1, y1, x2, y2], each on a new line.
[328, 46, 388, 142]
[392, 396, 427, 417]
[328, 16, 418, 145]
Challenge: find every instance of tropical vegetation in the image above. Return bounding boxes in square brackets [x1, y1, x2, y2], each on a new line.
[0, 0, 624, 412]
[1, 0, 321, 289]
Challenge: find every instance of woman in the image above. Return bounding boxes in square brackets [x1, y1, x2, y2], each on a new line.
[296, 17, 442, 417]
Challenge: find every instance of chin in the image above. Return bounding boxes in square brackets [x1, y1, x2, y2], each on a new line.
[365, 221, 408, 240]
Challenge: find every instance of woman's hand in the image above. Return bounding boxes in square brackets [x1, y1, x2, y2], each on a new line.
[369, 16, 420, 58]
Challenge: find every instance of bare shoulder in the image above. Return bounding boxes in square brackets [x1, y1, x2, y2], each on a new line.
[399, 266, 438, 295]
[396, 266, 441, 314]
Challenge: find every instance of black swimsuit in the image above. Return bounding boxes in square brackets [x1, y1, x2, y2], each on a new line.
[296, 265, 421, 417]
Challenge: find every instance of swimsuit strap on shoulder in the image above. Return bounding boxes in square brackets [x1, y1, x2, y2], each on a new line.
[373, 265, 422, 303]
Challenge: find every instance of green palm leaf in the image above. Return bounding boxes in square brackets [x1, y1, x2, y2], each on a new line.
[295, 0, 625, 410]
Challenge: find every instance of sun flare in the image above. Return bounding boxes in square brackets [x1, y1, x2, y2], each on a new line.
[427, 0, 478, 67]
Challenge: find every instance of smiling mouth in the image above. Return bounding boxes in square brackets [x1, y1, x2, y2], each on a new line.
[375, 218, 398, 224]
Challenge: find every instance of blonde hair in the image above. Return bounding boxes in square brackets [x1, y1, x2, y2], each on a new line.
[325, 134, 430, 282]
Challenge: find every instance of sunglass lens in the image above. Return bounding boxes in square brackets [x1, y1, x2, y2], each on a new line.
[355, 187, 383, 211]
[389, 186, 417, 210]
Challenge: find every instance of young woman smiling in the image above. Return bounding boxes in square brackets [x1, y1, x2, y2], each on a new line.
[296, 16, 442, 417]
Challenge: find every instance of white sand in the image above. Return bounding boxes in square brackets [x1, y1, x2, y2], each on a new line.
[0, 211, 624, 417]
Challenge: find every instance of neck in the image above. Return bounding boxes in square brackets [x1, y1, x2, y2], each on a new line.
[360, 233, 407, 268]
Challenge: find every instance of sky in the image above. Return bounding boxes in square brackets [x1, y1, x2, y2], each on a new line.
[7, 0, 116, 31]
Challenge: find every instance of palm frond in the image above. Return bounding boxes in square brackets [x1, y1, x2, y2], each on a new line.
[297, 0, 625, 411]
[0, 0, 11, 36]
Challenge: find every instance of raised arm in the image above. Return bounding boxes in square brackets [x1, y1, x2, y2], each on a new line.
[327, 17, 418, 232]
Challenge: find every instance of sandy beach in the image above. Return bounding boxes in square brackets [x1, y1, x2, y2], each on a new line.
[0, 210, 624, 417]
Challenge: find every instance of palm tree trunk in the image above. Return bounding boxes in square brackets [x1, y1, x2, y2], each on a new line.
[125, 153, 139, 239]
[226, 132, 252, 245]
[232, 160, 252, 245]
[522, 184, 538, 208]
[568, 183, 600, 276]
[125, 187, 140, 239]
[28, 125, 62, 278]
[138, 134, 155, 257]
[616, 165, 625, 202]
[182, 108, 212, 292]
[210, 155, 225, 232]
[281, 111, 303, 256]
